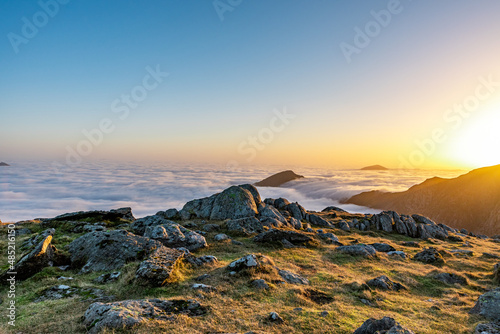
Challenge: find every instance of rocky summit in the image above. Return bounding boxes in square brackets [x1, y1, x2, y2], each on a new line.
[1, 184, 499, 333]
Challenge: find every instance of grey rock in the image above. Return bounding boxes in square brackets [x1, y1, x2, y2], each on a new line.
[186, 255, 218, 266]
[353, 317, 415, 334]
[180, 193, 218, 220]
[227, 254, 273, 272]
[322, 206, 347, 213]
[35, 285, 110, 303]
[135, 247, 185, 286]
[202, 224, 220, 232]
[214, 233, 230, 242]
[483, 253, 500, 259]
[69, 230, 160, 273]
[254, 229, 313, 245]
[289, 217, 302, 230]
[94, 272, 121, 284]
[260, 217, 284, 229]
[370, 243, 396, 253]
[387, 251, 407, 259]
[366, 276, 406, 291]
[226, 217, 263, 235]
[259, 204, 288, 224]
[450, 249, 474, 256]
[210, 185, 259, 220]
[239, 184, 262, 206]
[286, 202, 306, 220]
[470, 288, 500, 321]
[48, 207, 135, 223]
[143, 220, 207, 251]
[413, 247, 445, 265]
[15, 228, 32, 236]
[274, 198, 291, 210]
[430, 272, 468, 285]
[83, 224, 106, 233]
[319, 232, 342, 245]
[336, 244, 377, 258]
[337, 221, 351, 232]
[402, 241, 420, 248]
[372, 212, 394, 233]
[401, 215, 418, 238]
[252, 279, 270, 290]
[448, 234, 464, 242]
[475, 322, 500, 334]
[307, 214, 334, 228]
[156, 208, 180, 220]
[278, 270, 309, 285]
[192, 283, 217, 292]
[83, 299, 208, 334]
[268, 312, 284, 324]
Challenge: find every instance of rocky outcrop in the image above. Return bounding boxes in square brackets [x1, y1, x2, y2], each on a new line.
[336, 244, 377, 258]
[83, 299, 208, 334]
[144, 223, 207, 251]
[43, 207, 135, 222]
[135, 247, 185, 286]
[413, 247, 445, 265]
[254, 170, 304, 187]
[68, 230, 161, 273]
[353, 317, 414, 334]
[307, 214, 334, 228]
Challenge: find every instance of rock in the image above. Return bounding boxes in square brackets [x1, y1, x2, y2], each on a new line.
[413, 247, 445, 265]
[202, 224, 220, 232]
[470, 288, 500, 321]
[83, 224, 106, 233]
[307, 214, 334, 228]
[372, 212, 394, 233]
[268, 312, 284, 324]
[94, 272, 121, 284]
[195, 274, 211, 281]
[494, 263, 500, 284]
[135, 247, 185, 286]
[322, 206, 348, 213]
[286, 202, 306, 220]
[143, 221, 207, 251]
[274, 198, 291, 210]
[401, 215, 418, 238]
[260, 217, 284, 228]
[254, 229, 313, 245]
[239, 184, 262, 205]
[336, 244, 377, 258]
[387, 251, 407, 259]
[47, 207, 135, 223]
[319, 232, 342, 245]
[474, 322, 500, 334]
[281, 239, 296, 248]
[450, 249, 474, 256]
[35, 285, 110, 303]
[83, 299, 208, 334]
[214, 233, 230, 242]
[289, 217, 303, 230]
[69, 230, 160, 273]
[252, 279, 270, 290]
[337, 221, 351, 232]
[227, 254, 273, 272]
[259, 205, 288, 224]
[366, 276, 406, 291]
[210, 185, 259, 220]
[278, 270, 309, 285]
[448, 234, 464, 242]
[370, 243, 396, 252]
[429, 272, 468, 285]
[483, 253, 500, 259]
[353, 317, 415, 334]
[156, 208, 180, 220]
[300, 288, 334, 304]
[226, 217, 263, 235]
[319, 311, 329, 317]
[192, 283, 217, 292]
[185, 255, 218, 266]
[2, 229, 66, 281]
[402, 241, 420, 248]
[180, 193, 218, 220]
[412, 214, 448, 240]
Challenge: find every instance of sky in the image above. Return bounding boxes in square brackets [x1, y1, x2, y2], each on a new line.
[1, 0, 500, 170]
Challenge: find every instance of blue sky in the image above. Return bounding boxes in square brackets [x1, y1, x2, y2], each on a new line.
[1, 0, 500, 169]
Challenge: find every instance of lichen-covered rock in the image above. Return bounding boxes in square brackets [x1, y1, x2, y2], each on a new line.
[366, 275, 406, 291]
[227, 254, 274, 272]
[156, 208, 180, 220]
[278, 270, 309, 285]
[83, 299, 208, 334]
[210, 185, 259, 220]
[226, 217, 263, 235]
[474, 322, 500, 334]
[286, 202, 306, 220]
[307, 214, 334, 228]
[144, 222, 207, 251]
[470, 288, 500, 321]
[353, 317, 415, 334]
[179, 194, 218, 220]
[412, 214, 448, 240]
[413, 247, 445, 265]
[135, 247, 185, 286]
[336, 244, 377, 258]
[68, 230, 160, 273]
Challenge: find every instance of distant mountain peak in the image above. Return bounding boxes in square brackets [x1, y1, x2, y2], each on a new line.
[255, 170, 304, 187]
[0, 162, 10, 166]
[361, 165, 388, 170]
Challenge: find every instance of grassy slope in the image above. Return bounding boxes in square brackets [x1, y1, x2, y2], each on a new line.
[0, 212, 499, 334]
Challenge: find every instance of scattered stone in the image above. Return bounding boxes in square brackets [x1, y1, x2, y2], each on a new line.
[387, 251, 407, 259]
[278, 270, 309, 285]
[268, 312, 284, 324]
[370, 243, 396, 252]
[83, 299, 208, 334]
[35, 285, 110, 303]
[226, 217, 263, 235]
[94, 272, 121, 284]
[413, 247, 445, 265]
[252, 279, 270, 290]
[259, 205, 288, 224]
[227, 254, 273, 272]
[336, 244, 377, 258]
[192, 283, 217, 292]
[203, 224, 220, 232]
[195, 274, 211, 281]
[319, 232, 342, 245]
[353, 316, 415, 334]
[254, 229, 313, 245]
[135, 247, 185, 286]
[450, 249, 474, 256]
[186, 255, 218, 266]
[366, 276, 406, 291]
[470, 288, 500, 321]
[319, 311, 329, 317]
[429, 272, 468, 285]
[214, 233, 230, 242]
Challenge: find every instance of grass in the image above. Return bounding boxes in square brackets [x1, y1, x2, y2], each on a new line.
[0, 212, 499, 334]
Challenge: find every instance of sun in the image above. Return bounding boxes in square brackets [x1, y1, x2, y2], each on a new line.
[446, 106, 500, 168]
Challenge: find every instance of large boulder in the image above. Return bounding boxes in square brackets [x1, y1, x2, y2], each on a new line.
[225, 217, 263, 235]
[401, 215, 418, 238]
[412, 214, 448, 240]
[180, 194, 218, 220]
[470, 288, 500, 321]
[83, 299, 208, 334]
[370, 243, 396, 253]
[353, 317, 414, 334]
[372, 212, 394, 233]
[135, 247, 185, 286]
[68, 230, 160, 273]
[210, 185, 259, 220]
[285, 202, 306, 220]
[259, 204, 287, 224]
[2, 229, 67, 281]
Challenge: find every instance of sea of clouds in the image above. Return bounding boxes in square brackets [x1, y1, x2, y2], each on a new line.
[0, 162, 465, 223]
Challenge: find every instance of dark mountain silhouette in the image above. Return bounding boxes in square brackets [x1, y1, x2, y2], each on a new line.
[360, 165, 388, 170]
[0, 162, 9, 166]
[345, 164, 500, 235]
[255, 170, 304, 187]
